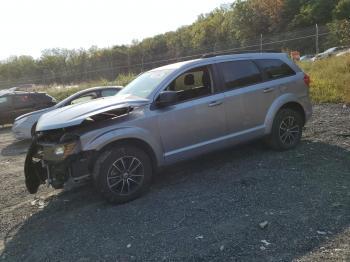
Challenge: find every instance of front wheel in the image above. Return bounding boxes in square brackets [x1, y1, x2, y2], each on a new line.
[266, 108, 303, 151]
[93, 145, 153, 204]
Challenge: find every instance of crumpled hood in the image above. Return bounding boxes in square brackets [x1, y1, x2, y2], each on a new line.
[15, 107, 54, 121]
[36, 95, 150, 131]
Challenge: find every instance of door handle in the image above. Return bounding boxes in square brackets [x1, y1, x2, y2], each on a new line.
[263, 87, 274, 93]
[208, 101, 223, 107]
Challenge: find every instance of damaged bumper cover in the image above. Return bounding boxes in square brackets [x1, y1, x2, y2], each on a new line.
[24, 133, 95, 194]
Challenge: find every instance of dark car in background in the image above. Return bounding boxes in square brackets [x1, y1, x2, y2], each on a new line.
[12, 86, 122, 139]
[0, 90, 56, 125]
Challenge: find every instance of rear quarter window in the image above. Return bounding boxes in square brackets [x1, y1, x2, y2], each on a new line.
[255, 59, 295, 80]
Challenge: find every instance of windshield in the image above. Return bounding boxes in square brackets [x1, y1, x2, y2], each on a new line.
[118, 69, 174, 98]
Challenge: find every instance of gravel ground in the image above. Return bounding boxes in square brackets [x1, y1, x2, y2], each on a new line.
[0, 104, 349, 262]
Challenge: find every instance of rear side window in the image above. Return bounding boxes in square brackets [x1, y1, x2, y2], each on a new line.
[13, 94, 35, 106]
[255, 59, 295, 80]
[218, 60, 262, 90]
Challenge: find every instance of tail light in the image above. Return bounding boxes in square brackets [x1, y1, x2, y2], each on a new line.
[304, 73, 311, 87]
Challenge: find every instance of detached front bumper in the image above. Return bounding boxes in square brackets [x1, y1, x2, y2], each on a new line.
[24, 137, 95, 194]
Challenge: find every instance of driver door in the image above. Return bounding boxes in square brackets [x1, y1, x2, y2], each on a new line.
[155, 65, 227, 164]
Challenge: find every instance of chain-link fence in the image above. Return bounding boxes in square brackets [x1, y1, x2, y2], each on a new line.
[0, 24, 343, 90]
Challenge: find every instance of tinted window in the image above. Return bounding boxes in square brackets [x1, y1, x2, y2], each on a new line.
[219, 60, 262, 90]
[165, 66, 212, 103]
[255, 59, 295, 80]
[35, 93, 54, 103]
[101, 89, 119, 97]
[13, 94, 35, 107]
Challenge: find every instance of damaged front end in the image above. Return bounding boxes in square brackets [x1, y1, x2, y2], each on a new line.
[24, 95, 149, 194]
[24, 129, 94, 194]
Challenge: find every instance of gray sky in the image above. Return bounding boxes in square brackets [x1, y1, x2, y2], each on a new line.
[0, 0, 228, 60]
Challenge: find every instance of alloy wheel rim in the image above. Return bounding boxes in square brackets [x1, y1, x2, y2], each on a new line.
[107, 156, 144, 196]
[279, 116, 300, 145]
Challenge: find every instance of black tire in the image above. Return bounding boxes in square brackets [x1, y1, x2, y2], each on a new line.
[93, 145, 153, 204]
[266, 108, 303, 151]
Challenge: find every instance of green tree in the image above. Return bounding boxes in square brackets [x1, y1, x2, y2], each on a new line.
[333, 0, 350, 20]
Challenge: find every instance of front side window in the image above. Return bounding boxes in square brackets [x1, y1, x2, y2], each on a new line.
[165, 66, 212, 103]
[255, 59, 295, 80]
[218, 60, 262, 90]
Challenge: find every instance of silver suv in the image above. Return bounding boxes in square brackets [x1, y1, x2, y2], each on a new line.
[25, 53, 312, 204]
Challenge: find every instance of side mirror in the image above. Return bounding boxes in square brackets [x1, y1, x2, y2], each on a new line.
[157, 91, 178, 107]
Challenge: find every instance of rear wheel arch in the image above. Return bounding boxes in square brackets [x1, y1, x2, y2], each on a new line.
[265, 98, 306, 134]
[279, 102, 306, 126]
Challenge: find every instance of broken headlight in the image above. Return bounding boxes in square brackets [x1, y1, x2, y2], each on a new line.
[53, 141, 78, 159]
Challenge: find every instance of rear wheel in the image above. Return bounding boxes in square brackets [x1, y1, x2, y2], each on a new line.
[93, 145, 152, 204]
[266, 108, 303, 151]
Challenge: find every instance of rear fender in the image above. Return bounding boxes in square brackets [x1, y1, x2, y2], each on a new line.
[264, 93, 302, 135]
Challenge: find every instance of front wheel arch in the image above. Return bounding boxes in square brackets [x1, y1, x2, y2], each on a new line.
[94, 138, 158, 174]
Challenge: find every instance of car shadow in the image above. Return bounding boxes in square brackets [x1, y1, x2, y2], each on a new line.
[1, 140, 349, 261]
[1, 139, 31, 156]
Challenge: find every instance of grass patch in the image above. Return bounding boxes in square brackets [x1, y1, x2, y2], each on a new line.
[299, 55, 350, 104]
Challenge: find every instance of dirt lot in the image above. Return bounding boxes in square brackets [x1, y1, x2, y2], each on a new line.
[0, 104, 349, 262]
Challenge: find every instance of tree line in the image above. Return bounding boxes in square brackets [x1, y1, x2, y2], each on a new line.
[1, 0, 349, 89]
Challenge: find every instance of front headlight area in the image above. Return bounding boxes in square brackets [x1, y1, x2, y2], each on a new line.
[53, 141, 80, 160]
[41, 134, 81, 161]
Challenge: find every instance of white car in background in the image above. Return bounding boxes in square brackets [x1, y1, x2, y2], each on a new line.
[336, 48, 350, 57]
[313, 46, 349, 61]
[12, 86, 122, 140]
[300, 55, 314, 62]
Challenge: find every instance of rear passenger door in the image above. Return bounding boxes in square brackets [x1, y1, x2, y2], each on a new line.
[254, 59, 297, 98]
[216, 60, 279, 134]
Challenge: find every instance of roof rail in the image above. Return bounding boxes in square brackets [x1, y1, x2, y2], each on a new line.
[201, 53, 216, 58]
[200, 49, 283, 59]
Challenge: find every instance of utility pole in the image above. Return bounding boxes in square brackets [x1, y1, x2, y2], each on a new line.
[315, 24, 319, 55]
[260, 34, 263, 53]
[141, 52, 144, 73]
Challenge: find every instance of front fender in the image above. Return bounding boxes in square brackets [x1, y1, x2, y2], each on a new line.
[80, 126, 164, 165]
[264, 93, 303, 135]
